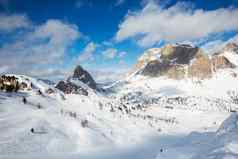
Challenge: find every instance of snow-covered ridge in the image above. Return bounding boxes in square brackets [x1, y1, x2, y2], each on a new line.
[1, 43, 238, 158]
[138, 48, 161, 62]
[223, 51, 238, 66]
[128, 43, 238, 81]
[5, 74, 53, 92]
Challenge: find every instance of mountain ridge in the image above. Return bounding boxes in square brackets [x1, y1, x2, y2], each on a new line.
[128, 42, 238, 81]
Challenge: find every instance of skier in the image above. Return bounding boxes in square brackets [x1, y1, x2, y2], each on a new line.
[23, 97, 27, 104]
[30, 128, 34, 133]
[38, 90, 42, 95]
[160, 148, 163, 153]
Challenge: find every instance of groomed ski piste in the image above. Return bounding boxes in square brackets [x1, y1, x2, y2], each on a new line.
[1, 68, 238, 159]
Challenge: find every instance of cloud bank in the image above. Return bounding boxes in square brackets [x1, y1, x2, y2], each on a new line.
[0, 14, 31, 32]
[102, 48, 117, 59]
[115, 1, 238, 47]
[0, 15, 80, 78]
[78, 42, 97, 62]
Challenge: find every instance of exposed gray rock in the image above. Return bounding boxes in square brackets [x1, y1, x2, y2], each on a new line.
[139, 44, 212, 79]
[160, 44, 200, 64]
[141, 60, 171, 77]
[55, 81, 88, 96]
[72, 65, 96, 89]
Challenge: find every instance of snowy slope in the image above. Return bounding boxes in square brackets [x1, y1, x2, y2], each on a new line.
[223, 51, 238, 66]
[154, 112, 238, 159]
[0, 69, 238, 159]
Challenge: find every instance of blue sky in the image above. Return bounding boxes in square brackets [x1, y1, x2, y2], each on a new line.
[0, 0, 238, 80]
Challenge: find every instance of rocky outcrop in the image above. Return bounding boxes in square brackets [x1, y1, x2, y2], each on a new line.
[72, 65, 96, 89]
[188, 53, 212, 79]
[211, 55, 235, 71]
[222, 43, 238, 52]
[0, 75, 20, 92]
[211, 43, 238, 69]
[55, 81, 88, 96]
[55, 65, 97, 95]
[141, 60, 171, 77]
[167, 65, 186, 79]
[138, 44, 212, 79]
[131, 42, 238, 80]
[159, 44, 200, 64]
[129, 48, 161, 76]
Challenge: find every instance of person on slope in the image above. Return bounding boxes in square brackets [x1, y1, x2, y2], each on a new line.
[23, 97, 27, 104]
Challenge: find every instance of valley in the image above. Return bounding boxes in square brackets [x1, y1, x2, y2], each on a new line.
[1, 43, 238, 159]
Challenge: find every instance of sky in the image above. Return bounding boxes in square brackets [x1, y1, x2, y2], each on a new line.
[0, 0, 238, 81]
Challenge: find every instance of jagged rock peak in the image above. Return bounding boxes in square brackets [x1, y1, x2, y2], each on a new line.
[131, 43, 214, 80]
[222, 43, 238, 52]
[129, 44, 201, 77]
[55, 80, 88, 96]
[159, 43, 202, 64]
[72, 65, 96, 89]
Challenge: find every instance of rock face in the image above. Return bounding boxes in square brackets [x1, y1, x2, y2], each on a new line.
[167, 65, 186, 79]
[211, 55, 235, 71]
[132, 43, 238, 80]
[55, 65, 96, 95]
[72, 65, 96, 89]
[222, 43, 238, 52]
[212, 43, 238, 68]
[188, 53, 212, 79]
[55, 81, 88, 96]
[129, 48, 161, 76]
[0, 75, 20, 92]
[138, 44, 212, 79]
[142, 60, 169, 77]
[159, 44, 200, 64]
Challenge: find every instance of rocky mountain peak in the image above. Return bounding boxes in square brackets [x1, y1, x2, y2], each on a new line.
[222, 43, 238, 52]
[212, 43, 238, 67]
[160, 44, 201, 64]
[72, 65, 96, 89]
[56, 65, 97, 95]
[130, 43, 235, 80]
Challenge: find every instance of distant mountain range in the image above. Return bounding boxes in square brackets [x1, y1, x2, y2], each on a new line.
[129, 42, 238, 80]
[1, 41, 238, 159]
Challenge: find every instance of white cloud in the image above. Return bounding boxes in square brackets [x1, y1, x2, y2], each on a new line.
[102, 48, 117, 59]
[118, 51, 127, 58]
[0, 18, 81, 77]
[118, 59, 126, 65]
[115, 0, 125, 6]
[90, 68, 129, 83]
[0, 14, 31, 32]
[115, 1, 238, 47]
[102, 40, 113, 46]
[26, 67, 70, 80]
[78, 42, 97, 62]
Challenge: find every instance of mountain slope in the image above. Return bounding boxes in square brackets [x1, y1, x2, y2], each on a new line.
[1, 43, 238, 159]
[129, 43, 238, 80]
[56, 65, 97, 95]
[1, 71, 236, 159]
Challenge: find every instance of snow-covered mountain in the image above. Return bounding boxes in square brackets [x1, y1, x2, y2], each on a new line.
[128, 43, 238, 81]
[55, 65, 97, 95]
[1, 42, 238, 159]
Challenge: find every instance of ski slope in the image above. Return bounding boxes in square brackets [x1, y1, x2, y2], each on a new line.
[0, 73, 238, 159]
